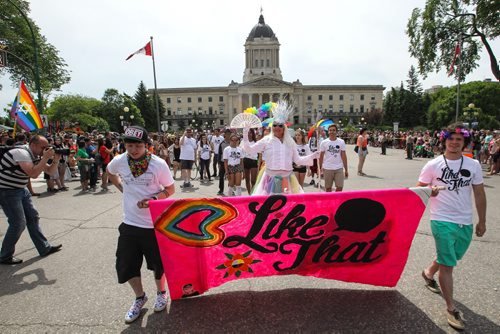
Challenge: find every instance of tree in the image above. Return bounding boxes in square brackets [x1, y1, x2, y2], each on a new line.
[95, 89, 144, 132]
[383, 68, 429, 128]
[402, 66, 427, 126]
[426, 81, 500, 129]
[407, 0, 500, 81]
[406, 65, 423, 94]
[0, 0, 71, 94]
[133, 81, 155, 131]
[362, 109, 383, 126]
[45, 95, 109, 132]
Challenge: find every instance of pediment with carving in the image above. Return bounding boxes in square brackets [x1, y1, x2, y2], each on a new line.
[239, 77, 292, 88]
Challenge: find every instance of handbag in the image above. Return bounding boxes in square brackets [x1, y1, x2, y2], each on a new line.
[354, 146, 359, 153]
[64, 166, 72, 181]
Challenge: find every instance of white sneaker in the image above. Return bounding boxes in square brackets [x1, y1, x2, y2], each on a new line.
[154, 291, 168, 312]
[124, 294, 148, 324]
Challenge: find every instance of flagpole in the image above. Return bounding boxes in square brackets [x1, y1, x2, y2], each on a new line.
[150, 36, 162, 133]
[12, 117, 17, 139]
[455, 34, 462, 123]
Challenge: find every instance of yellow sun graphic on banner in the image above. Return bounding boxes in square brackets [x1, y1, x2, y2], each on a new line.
[216, 251, 262, 278]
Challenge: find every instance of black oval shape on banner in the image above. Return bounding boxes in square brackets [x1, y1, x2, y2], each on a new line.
[334, 198, 386, 233]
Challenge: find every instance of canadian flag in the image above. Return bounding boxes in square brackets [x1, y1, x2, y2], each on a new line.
[448, 42, 461, 76]
[126, 41, 152, 61]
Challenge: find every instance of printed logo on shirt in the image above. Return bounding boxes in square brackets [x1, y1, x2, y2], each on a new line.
[310, 138, 317, 150]
[327, 144, 341, 157]
[123, 171, 154, 186]
[437, 167, 472, 193]
[297, 148, 306, 156]
[229, 150, 241, 159]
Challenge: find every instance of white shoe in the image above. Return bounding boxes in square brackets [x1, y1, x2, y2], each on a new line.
[154, 291, 168, 312]
[124, 294, 148, 324]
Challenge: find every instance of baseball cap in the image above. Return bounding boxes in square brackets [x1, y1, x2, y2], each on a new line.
[122, 126, 148, 143]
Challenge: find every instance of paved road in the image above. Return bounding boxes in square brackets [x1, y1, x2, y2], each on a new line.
[1, 146, 499, 333]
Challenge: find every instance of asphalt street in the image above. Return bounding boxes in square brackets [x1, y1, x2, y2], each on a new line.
[0, 145, 499, 333]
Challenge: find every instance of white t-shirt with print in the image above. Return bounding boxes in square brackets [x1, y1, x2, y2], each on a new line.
[294, 144, 311, 168]
[418, 155, 483, 225]
[107, 153, 174, 229]
[223, 146, 243, 166]
[211, 135, 224, 155]
[198, 143, 211, 160]
[180, 137, 197, 160]
[240, 141, 258, 160]
[320, 138, 346, 170]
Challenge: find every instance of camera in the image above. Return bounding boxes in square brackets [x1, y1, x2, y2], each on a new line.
[54, 148, 70, 155]
[47, 145, 70, 156]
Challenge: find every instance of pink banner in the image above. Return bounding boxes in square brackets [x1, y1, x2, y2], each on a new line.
[149, 189, 427, 300]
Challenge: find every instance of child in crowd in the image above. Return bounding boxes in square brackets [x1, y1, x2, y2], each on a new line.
[223, 134, 244, 196]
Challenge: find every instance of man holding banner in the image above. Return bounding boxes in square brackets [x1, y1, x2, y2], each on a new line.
[106, 126, 175, 324]
[417, 123, 487, 331]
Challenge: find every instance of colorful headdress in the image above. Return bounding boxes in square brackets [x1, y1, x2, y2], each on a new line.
[271, 100, 293, 124]
[439, 128, 470, 141]
[244, 101, 277, 120]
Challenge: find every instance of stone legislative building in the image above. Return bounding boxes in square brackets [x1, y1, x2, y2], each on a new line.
[157, 14, 385, 130]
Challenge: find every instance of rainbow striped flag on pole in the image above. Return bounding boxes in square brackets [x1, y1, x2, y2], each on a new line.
[10, 80, 44, 132]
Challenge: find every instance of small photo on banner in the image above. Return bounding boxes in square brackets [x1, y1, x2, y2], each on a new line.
[149, 188, 430, 300]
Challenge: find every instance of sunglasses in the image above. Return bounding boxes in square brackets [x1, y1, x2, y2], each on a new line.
[272, 124, 284, 128]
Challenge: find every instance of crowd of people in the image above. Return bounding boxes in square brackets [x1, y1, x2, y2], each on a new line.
[2, 124, 498, 197]
[0, 112, 497, 329]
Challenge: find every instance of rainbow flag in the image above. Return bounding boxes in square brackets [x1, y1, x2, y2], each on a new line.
[10, 81, 43, 132]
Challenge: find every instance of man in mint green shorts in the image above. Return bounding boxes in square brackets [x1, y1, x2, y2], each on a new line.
[417, 123, 487, 330]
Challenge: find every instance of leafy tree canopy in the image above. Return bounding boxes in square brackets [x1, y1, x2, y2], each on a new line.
[407, 0, 500, 81]
[0, 0, 71, 94]
[95, 89, 144, 132]
[426, 81, 500, 129]
[45, 95, 109, 132]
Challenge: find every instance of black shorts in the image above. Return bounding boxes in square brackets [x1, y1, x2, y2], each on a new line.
[293, 166, 307, 173]
[180, 160, 194, 170]
[116, 223, 164, 284]
[243, 158, 258, 169]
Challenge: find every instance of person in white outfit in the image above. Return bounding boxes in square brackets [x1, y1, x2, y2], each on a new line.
[242, 101, 319, 195]
[223, 134, 244, 196]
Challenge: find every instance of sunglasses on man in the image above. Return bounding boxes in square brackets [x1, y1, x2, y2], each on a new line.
[272, 123, 284, 128]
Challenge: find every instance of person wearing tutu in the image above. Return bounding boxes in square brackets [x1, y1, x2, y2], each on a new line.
[242, 101, 319, 195]
[223, 134, 244, 196]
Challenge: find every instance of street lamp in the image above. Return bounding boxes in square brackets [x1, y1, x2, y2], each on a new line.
[121, 107, 134, 130]
[463, 103, 479, 129]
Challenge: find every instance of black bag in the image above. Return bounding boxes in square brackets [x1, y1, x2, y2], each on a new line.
[354, 146, 359, 153]
[94, 152, 102, 165]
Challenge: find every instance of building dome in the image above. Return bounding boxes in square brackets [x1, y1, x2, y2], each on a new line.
[247, 14, 275, 40]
